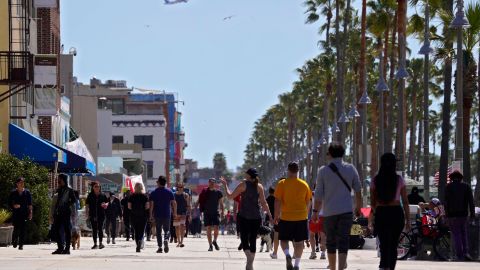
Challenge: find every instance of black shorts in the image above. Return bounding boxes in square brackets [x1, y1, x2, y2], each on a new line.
[278, 219, 308, 242]
[204, 213, 220, 227]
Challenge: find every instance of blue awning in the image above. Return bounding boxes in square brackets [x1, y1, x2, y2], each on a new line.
[9, 123, 67, 166]
[43, 142, 96, 176]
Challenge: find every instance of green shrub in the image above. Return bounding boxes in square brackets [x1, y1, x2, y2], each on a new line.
[0, 209, 11, 225]
[0, 154, 51, 243]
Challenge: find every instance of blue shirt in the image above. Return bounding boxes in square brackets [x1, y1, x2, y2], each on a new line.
[150, 187, 175, 219]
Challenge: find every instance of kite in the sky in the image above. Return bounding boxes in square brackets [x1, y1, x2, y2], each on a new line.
[165, 0, 188, 5]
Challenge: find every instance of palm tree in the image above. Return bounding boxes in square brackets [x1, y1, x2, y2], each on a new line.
[462, 2, 480, 186]
[396, 0, 408, 174]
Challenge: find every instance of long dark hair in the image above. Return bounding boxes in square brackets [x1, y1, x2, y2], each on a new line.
[374, 153, 399, 203]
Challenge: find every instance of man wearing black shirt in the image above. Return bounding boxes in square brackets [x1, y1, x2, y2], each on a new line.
[52, 174, 76, 255]
[8, 177, 32, 250]
[202, 178, 224, 251]
[407, 187, 426, 205]
[445, 171, 475, 261]
[266, 186, 280, 259]
[121, 190, 133, 241]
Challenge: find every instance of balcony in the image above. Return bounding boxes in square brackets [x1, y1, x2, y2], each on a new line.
[0, 51, 34, 85]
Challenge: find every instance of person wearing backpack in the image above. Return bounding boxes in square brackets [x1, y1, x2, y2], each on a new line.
[312, 143, 363, 270]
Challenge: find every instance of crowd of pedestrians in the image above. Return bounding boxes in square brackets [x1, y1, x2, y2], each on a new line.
[7, 142, 479, 270]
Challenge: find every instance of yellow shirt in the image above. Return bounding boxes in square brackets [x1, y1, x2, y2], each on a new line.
[274, 177, 312, 221]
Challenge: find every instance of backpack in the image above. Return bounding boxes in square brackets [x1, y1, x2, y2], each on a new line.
[198, 188, 208, 212]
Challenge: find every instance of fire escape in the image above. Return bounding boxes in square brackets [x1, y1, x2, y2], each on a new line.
[0, 0, 34, 119]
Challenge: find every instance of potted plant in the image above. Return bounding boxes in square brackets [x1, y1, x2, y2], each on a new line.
[0, 209, 13, 246]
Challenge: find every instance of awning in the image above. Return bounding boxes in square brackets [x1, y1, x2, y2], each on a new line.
[9, 123, 67, 166]
[43, 142, 96, 176]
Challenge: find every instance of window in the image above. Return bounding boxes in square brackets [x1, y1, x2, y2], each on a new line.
[146, 161, 154, 179]
[99, 98, 126, 114]
[112, 136, 123, 144]
[134, 135, 153, 149]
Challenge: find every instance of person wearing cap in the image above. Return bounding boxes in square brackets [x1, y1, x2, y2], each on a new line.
[202, 177, 224, 251]
[220, 169, 272, 270]
[408, 187, 426, 206]
[313, 143, 362, 270]
[173, 182, 190, 248]
[8, 177, 32, 250]
[149, 176, 177, 254]
[445, 170, 475, 261]
[274, 162, 312, 270]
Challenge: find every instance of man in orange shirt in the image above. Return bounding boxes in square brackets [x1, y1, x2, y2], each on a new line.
[274, 162, 312, 270]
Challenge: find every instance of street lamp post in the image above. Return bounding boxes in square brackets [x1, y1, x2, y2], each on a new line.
[419, 0, 434, 200]
[359, 78, 371, 206]
[348, 86, 361, 166]
[450, 0, 470, 172]
[376, 49, 390, 157]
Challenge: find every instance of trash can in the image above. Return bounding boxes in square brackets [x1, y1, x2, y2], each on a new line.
[468, 216, 480, 260]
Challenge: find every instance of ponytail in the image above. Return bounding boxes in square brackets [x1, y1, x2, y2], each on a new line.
[254, 176, 259, 186]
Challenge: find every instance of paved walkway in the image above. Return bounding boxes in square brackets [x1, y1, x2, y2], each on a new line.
[0, 235, 477, 270]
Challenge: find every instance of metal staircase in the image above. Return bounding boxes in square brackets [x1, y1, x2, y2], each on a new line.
[0, 0, 34, 119]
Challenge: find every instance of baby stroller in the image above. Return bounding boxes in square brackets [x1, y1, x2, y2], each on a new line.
[349, 219, 366, 249]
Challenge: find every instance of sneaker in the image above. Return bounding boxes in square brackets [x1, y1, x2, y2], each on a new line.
[315, 247, 319, 252]
[107, 238, 110, 244]
[126, 238, 130, 241]
[180, 243, 185, 248]
[286, 255, 293, 270]
[12, 242, 17, 248]
[270, 253, 278, 259]
[320, 252, 326, 260]
[99, 244, 105, 249]
[52, 249, 63, 254]
[156, 247, 163, 253]
[213, 241, 220, 250]
[136, 247, 141, 253]
[293, 267, 299, 270]
[164, 241, 169, 253]
[112, 239, 116, 245]
[62, 249, 70, 255]
[309, 252, 317, 260]
[91, 245, 98, 249]
[18, 246, 23, 250]
[208, 245, 213, 252]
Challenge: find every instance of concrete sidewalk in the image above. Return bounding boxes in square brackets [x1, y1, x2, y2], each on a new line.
[0, 235, 477, 270]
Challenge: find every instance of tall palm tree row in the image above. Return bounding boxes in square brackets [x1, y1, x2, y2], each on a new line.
[242, 0, 480, 203]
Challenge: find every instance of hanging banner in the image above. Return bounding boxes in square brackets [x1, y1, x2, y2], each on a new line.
[125, 175, 145, 193]
[34, 87, 57, 116]
[34, 0, 58, 8]
[34, 55, 57, 87]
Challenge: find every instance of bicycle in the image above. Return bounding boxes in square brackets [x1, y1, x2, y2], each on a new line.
[397, 222, 454, 261]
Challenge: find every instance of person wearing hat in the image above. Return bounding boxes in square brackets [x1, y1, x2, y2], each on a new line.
[407, 187, 426, 206]
[445, 170, 475, 261]
[202, 177, 224, 251]
[8, 177, 32, 250]
[220, 169, 272, 270]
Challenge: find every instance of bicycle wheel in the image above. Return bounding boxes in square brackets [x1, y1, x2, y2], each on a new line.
[397, 231, 412, 260]
[433, 232, 454, 261]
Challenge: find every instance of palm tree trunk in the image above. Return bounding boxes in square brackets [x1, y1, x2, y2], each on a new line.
[463, 51, 474, 186]
[475, 47, 480, 204]
[386, 11, 398, 153]
[396, 0, 407, 174]
[335, 0, 342, 143]
[438, 0, 454, 202]
[409, 84, 418, 178]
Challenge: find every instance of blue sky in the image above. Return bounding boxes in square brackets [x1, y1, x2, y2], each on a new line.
[61, 0, 320, 169]
[61, 0, 478, 170]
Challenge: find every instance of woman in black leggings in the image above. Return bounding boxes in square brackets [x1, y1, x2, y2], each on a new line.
[221, 168, 272, 270]
[86, 182, 108, 249]
[370, 153, 410, 270]
[128, 183, 150, 252]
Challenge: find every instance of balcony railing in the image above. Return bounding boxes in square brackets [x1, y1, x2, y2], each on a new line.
[0, 51, 34, 85]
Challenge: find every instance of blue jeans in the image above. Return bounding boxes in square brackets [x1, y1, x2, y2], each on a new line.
[324, 212, 353, 254]
[155, 217, 171, 247]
